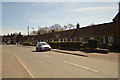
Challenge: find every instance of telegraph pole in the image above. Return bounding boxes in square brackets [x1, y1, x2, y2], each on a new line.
[28, 26, 29, 36]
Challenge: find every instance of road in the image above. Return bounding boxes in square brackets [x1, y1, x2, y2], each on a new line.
[2, 45, 118, 78]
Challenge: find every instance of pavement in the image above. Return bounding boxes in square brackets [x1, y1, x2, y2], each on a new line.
[52, 49, 118, 62]
[2, 45, 118, 78]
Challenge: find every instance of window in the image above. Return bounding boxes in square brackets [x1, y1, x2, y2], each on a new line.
[62, 39, 65, 42]
[108, 36, 114, 42]
[58, 39, 61, 42]
[70, 38, 73, 41]
[90, 37, 94, 40]
[65, 38, 68, 42]
[74, 38, 76, 42]
[80, 38, 84, 42]
[46, 40, 48, 42]
[52, 39, 54, 42]
[99, 37, 105, 44]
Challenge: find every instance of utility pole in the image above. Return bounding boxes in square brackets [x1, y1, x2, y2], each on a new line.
[28, 26, 29, 36]
[38, 26, 40, 35]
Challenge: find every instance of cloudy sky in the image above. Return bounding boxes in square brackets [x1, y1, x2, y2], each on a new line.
[1, 1, 119, 35]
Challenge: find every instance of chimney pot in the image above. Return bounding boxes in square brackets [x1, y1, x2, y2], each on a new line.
[76, 23, 80, 29]
[52, 30, 54, 32]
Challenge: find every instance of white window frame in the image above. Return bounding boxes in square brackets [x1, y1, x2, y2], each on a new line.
[62, 39, 64, 42]
[65, 38, 68, 42]
[58, 39, 61, 42]
[90, 37, 94, 40]
[100, 37, 105, 44]
[52, 39, 54, 42]
[108, 36, 114, 42]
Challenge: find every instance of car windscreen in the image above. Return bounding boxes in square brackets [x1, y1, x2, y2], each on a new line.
[40, 43, 48, 45]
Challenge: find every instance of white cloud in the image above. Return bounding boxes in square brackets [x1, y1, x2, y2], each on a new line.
[67, 6, 117, 12]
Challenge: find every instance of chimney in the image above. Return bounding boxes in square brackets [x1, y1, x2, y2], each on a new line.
[19, 32, 21, 35]
[52, 30, 54, 32]
[76, 23, 80, 29]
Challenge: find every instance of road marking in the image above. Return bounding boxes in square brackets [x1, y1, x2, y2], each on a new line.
[64, 61, 98, 72]
[42, 54, 54, 59]
[12, 52, 35, 79]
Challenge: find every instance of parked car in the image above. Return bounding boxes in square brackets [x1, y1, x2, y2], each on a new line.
[36, 42, 51, 51]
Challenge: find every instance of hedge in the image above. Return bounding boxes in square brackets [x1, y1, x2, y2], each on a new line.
[88, 40, 98, 48]
[23, 41, 35, 46]
[49, 42, 82, 50]
[49, 40, 98, 50]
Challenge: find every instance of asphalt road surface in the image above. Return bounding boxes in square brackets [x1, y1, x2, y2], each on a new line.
[2, 45, 118, 78]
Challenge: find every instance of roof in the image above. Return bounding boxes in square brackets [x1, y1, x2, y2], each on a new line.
[33, 21, 116, 41]
[35, 33, 51, 40]
[72, 22, 116, 38]
[35, 29, 76, 40]
[113, 12, 120, 21]
[48, 29, 76, 40]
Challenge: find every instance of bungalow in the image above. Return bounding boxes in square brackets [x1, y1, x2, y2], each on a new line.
[72, 22, 116, 44]
[34, 11, 119, 47]
[48, 29, 76, 42]
[20, 10, 119, 47]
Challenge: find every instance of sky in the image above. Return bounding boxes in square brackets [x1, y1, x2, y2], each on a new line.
[1, 1, 119, 35]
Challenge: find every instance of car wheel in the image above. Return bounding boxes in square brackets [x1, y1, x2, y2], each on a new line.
[36, 48, 38, 51]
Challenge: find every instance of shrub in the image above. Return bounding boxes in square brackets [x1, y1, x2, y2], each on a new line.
[23, 41, 35, 46]
[49, 40, 99, 50]
[88, 40, 98, 48]
[109, 44, 120, 52]
[81, 42, 89, 48]
[49, 42, 61, 48]
[98, 43, 108, 49]
[6, 41, 11, 44]
[61, 42, 82, 48]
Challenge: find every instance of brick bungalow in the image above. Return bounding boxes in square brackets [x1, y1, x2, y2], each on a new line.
[34, 11, 119, 46]
[48, 29, 76, 42]
[72, 22, 116, 44]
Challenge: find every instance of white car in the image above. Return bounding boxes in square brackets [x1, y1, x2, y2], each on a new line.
[36, 42, 51, 51]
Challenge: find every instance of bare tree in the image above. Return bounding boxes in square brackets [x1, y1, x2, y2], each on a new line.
[67, 24, 75, 29]
[49, 24, 64, 32]
[63, 24, 75, 30]
[30, 31, 38, 35]
[37, 27, 49, 34]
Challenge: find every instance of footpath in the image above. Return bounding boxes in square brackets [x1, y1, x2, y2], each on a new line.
[52, 49, 118, 63]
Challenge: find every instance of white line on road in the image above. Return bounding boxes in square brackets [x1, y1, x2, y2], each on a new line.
[42, 54, 54, 59]
[64, 61, 98, 73]
[12, 52, 35, 79]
